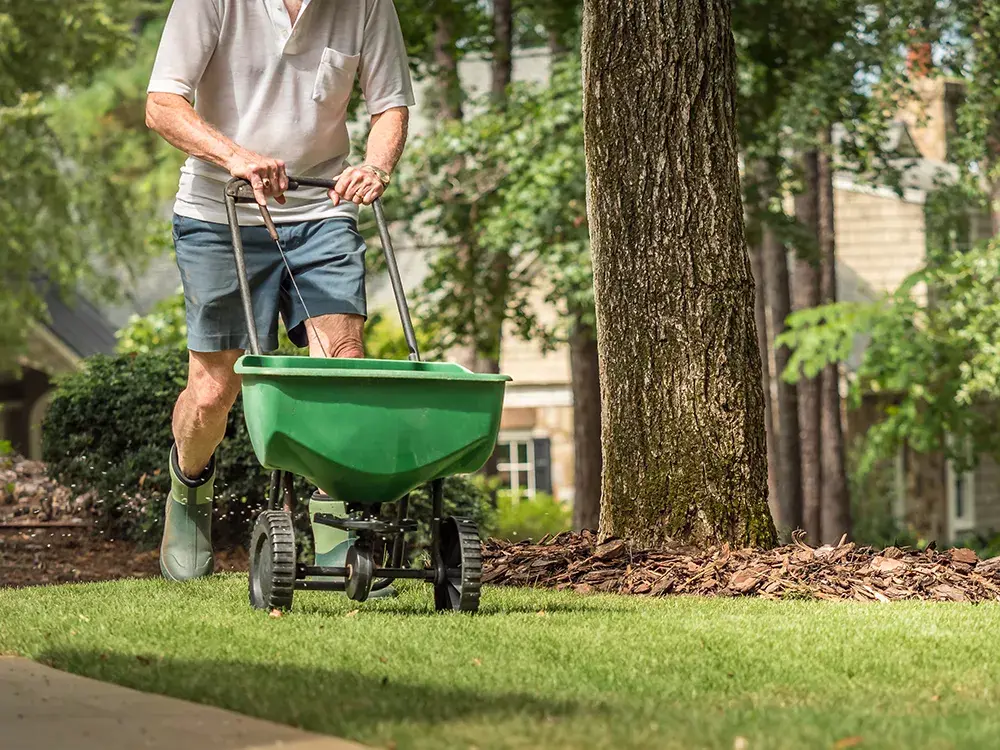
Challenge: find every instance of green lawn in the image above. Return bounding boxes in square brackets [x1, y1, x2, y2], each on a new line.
[2, 577, 1000, 749]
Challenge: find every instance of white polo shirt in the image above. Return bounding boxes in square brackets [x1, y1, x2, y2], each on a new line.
[148, 0, 415, 225]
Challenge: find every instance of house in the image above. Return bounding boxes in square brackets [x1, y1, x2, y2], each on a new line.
[0, 287, 118, 460]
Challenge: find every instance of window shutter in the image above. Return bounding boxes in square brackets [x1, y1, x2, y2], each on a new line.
[533, 438, 552, 495]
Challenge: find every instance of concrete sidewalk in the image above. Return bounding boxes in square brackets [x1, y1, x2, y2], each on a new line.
[1, 657, 368, 750]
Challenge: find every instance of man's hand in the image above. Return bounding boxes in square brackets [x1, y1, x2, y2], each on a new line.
[228, 150, 289, 206]
[329, 165, 387, 207]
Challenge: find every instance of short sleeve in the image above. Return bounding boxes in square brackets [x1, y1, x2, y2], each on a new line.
[358, 0, 416, 115]
[147, 0, 223, 101]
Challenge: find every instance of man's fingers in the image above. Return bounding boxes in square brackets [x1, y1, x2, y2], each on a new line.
[248, 170, 267, 206]
[276, 160, 289, 192]
[328, 188, 341, 206]
[266, 163, 282, 196]
[362, 183, 384, 205]
[355, 176, 382, 204]
[334, 171, 356, 198]
[342, 172, 367, 201]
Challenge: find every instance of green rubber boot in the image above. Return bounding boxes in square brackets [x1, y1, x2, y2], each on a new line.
[310, 494, 397, 599]
[159, 444, 215, 582]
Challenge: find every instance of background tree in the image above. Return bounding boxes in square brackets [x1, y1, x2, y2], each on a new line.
[0, 2, 152, 368]
[581, 0, 776, 548]
[781, 0, 1000, 493]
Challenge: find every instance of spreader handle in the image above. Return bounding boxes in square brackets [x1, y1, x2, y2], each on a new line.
[223, 175, 421, 362]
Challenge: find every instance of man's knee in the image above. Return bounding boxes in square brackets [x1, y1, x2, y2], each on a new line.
[185, 352, 242, 417]
[330, 336, 363, 359]
[311, 314, 364, 359]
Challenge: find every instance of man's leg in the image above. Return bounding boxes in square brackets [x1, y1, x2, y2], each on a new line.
[173, 350, 244, 476]
[161, 350, 243, 582]
[305, 313, 365, 359]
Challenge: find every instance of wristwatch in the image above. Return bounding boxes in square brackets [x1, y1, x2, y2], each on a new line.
[361, 164, 391, 186]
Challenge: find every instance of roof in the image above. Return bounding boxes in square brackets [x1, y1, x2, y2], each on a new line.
[42, 286, 118, 359]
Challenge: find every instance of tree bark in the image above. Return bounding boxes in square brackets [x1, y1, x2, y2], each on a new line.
[582, 0, 776, 548]
[794, 149, 823, 544]
[433, 12, 464, 121]
[477, 0, 513, 379]
[492, 0, 513, 104]
[818, 130, 851, 542]
[764, 222, 803, 537]
[432, 6, 478, 371]
[990, 178, 1000, 238]
[748, 235, 779, 523]
[549, 29, 568, 57]
[570, 319, 602, 531]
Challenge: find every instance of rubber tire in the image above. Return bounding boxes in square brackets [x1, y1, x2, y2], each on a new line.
[249, 510, 296, 611]
[345, 543, 375, 602]
[434, 517, 482, 613]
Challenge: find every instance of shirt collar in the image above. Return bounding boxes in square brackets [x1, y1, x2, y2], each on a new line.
[262, 0, 314, 55]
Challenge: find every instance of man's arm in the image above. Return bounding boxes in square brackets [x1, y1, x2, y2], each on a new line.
[330, 106, 409, 207]
[145, 93, 288, 206]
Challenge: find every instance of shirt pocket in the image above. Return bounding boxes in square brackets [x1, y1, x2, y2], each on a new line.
[312, 47, 360, 108]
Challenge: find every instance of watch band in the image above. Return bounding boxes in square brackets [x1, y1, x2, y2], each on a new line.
[361, 164, 391, 186]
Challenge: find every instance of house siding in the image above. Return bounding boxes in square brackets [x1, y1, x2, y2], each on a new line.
[974, 457, 1000, 537]
[834, 189, 928, 301]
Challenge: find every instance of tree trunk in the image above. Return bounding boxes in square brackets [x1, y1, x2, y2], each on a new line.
[794, 149, 823, 544]
[433, 12, 464, 120]
[764, 223, 803, 537]
[549, 29, 568, 57]
[818, 130, 851, 542]
[492, 0, 513, 103]
[570, 319, 602, 531]
[748, 235, 779, 523]
[433, 7, 478, 371]
[990, 178, 1000, 237]
[582, 0, 776, 549]
[477, 0, 513, 380]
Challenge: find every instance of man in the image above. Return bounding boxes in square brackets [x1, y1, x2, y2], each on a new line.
[146, 0, 414, 581]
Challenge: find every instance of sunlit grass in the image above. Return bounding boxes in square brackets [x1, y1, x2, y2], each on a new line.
[3, 576, 999, 749]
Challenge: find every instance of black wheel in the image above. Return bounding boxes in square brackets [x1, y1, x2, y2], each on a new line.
[434, 517, 482, 613]
[345, 543, 374, 602]
[249, 510, 295, 611]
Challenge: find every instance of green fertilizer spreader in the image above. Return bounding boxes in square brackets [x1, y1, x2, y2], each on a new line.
[225, 177, 509, 613]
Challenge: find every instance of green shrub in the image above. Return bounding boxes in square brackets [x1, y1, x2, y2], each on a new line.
[42, 350, 494, 553]
[491, 492, 571, 542]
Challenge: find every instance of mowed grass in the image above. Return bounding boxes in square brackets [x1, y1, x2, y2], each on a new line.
[3, 577, 1000, 749]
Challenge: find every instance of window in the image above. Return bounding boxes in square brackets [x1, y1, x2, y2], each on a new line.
[946, 437, 976, 542]
[495, 436, 536, 498]
[493, 434, 552, 500]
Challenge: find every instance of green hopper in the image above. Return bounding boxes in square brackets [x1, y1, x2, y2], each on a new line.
[235, 355, 508, 505]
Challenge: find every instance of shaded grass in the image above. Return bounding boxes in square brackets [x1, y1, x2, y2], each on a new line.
[2, 576, 1000, 749]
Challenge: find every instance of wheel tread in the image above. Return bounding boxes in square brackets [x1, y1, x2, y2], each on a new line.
[249, 510, 296, 611]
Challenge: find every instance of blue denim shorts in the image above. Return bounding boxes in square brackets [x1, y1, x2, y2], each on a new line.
[172, 214, 367, 352]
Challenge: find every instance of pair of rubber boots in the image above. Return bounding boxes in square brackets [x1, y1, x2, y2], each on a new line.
[160, 444, 395, 597]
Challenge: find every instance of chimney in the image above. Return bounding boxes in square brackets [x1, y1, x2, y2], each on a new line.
[907, 30, 933, 78]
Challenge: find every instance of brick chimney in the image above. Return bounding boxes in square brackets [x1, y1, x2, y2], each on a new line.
[907, 37, 933, 78]
[897, 30, 963, 162]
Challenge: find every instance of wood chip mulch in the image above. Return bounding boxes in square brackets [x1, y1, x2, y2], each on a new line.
[482, 530, 1000, 603]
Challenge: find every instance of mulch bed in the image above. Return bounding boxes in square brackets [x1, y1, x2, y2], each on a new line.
[482, 530, 1000, 603]
[0, 527, 248, 589]
[0, 454, 248, 588]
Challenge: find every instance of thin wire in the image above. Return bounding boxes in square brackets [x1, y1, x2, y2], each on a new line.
[270, 235, 331, 359]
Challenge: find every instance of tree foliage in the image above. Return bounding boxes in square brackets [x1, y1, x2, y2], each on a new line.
[780, 0, 1000, 475]
[397, 58, 588, 357]
[0, 2, 168, 368]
